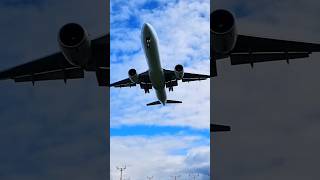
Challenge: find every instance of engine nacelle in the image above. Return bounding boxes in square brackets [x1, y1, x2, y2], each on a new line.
[174, 64, 184, 80]
[211, 9, 238, 54]
[58, 23, 91, 67]
[128, 69, 139, 83]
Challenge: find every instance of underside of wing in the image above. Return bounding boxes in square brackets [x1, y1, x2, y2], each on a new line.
[229, 35, 320, 65]
[14, 67, 84, 84]
[0, 53, 84, 84]
[164, 69, 210, 82]
[0, 34, 109, 86]
[234, 35, 320, 53]
[182, 72, 210, 82]
[110, 71, 152, 92]
[230, 52, 309, 65]
[163, 69, 209, 90]
[110, 78, 136, 88]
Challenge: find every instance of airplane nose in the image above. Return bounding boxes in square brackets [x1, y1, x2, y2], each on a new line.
[142, 23, 151, 33]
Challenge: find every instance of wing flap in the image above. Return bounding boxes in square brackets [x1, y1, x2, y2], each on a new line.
[110, 71, 150, 88]
[183, 72, 210, 79]
[165, 80, 178, 88]
[164, 69, 210, 83]
[111, 81, 136, 88]
[182, 77, 209, 82]
[230, 52, 310, 65]
[14, 67, 84, 83]
[0, 53, 73, 80]
[140, 83, 152, 90]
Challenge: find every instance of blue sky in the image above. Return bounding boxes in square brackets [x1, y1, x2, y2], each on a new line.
[110, 0, 210, 179]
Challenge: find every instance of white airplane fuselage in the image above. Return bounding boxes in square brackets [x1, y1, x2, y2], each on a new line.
[141, 23, 167, 105]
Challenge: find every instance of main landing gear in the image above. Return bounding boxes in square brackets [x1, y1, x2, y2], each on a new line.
[144, 88, 150, 93]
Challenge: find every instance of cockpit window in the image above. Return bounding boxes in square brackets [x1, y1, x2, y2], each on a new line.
[146, 37, 151, 48]
[146, 37, 151, 43]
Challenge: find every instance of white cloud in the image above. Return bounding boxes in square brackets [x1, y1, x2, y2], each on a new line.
[110, 135, 210, 180]
[110, 1, 210, 179]
[110, 0, 210, 129]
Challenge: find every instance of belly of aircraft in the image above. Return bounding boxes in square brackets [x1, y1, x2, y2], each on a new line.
[147, 50, 166, 103]
[146, 45, 165, 90]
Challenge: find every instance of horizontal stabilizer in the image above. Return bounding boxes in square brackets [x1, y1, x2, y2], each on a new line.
[166, 100, 182, 104]
[211, 124, 231, 132]
[146, 100, 182, 106]
[147, 101, 161, 106]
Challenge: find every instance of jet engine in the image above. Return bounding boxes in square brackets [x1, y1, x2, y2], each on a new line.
[58, 23, 91, 67]
[211, 9, 238, 54]
[128, 69, 139, 83]
[174, 64, 184, 79]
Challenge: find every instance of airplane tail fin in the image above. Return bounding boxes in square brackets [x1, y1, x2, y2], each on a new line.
[211, 124, 231, 132]
[146, 100, 182, 106]
[166, 100, 182, 104]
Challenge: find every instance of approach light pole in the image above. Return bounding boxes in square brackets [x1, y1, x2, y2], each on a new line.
[116, 165, 127, 180]
[189, 173, 199, 180]
[170, 175, 181, 180]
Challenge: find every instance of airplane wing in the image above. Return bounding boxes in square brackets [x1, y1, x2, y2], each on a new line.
[229, 35, 320, 66]
[0, 35, 108, 85]
[163, 69, 209, 90]
[110, 77, 137, 88]
[211, 34, 320, 76]
[164, 69, 210, 82]
[182, 71, 211, 82]
[0, 53, 80, 84]
[110, 71, 152, 90]
[111, 69, 209, 92]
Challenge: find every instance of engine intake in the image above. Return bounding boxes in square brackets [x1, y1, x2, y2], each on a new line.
[128, 69, 139, 83]
[58, 23, 91, 67]
[174, 64, 184, 80]
[211, 9, 237, 54]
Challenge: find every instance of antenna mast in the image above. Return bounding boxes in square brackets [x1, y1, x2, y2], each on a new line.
[189, 173, 199, 180]
[116, 165, 127, 180]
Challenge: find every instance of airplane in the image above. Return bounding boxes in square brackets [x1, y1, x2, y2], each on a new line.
[0, 23, 109, 86]
[211, 9, 320, 132]
[110, 23, 210, 106]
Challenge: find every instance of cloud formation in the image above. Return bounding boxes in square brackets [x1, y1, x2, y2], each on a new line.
[111, 135, 209, 180]
[110, 0, 210, 179]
